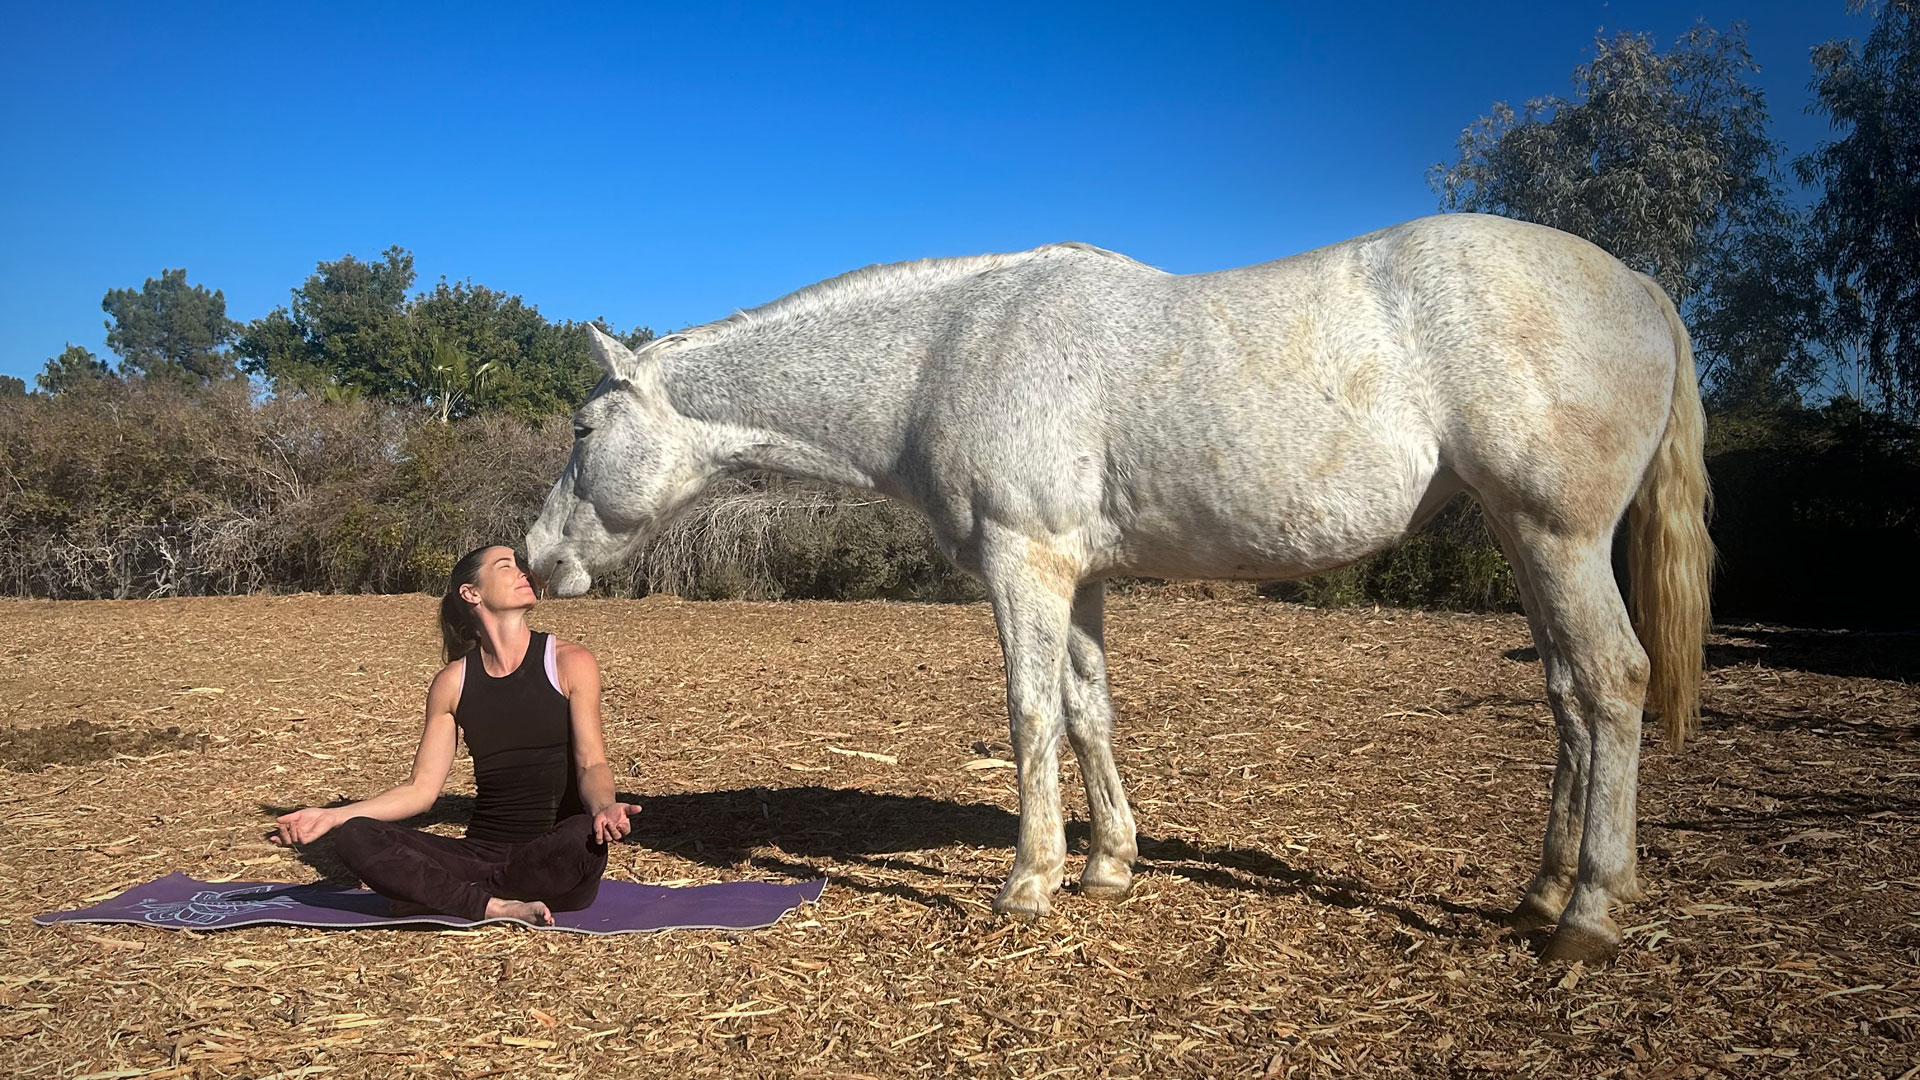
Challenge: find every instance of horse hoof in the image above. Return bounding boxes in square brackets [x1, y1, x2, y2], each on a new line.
[1542, 924, 1619, 964]
[1509, 895, 1562, 935]
[1608, 878, 1648, 904]
[993, 880, 1054, 919]
[1078, 875, 1133, 901]
[1078, 856, 1134, 900]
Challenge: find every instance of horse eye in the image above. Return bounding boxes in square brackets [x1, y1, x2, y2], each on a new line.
[573, 424, 592, 441]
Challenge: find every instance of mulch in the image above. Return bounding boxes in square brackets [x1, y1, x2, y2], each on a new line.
[0, 590, 1914, 1078]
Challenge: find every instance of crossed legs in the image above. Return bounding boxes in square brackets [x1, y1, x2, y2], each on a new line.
[332, 814, 607, 923]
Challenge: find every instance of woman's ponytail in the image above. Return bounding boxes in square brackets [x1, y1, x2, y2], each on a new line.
[439, 546, 493, 662]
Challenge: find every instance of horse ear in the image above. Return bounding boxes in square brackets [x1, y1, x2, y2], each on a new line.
[585, 324, 645, 381]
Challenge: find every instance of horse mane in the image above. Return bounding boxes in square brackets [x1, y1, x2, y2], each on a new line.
[642, 242, 1147, 355]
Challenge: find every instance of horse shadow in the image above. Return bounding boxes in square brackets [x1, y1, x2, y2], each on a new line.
[618, 785, 1506, 936]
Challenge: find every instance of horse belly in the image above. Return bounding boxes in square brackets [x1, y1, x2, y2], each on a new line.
[1108, 423, 1438, 581]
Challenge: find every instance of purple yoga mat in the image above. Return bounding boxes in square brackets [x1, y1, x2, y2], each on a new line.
[34, 873, 827, 935]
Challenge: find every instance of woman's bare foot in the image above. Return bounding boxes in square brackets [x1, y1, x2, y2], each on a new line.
[485, 897, 553, 926]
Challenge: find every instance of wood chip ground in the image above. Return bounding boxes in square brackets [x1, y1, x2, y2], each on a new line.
[1, 591, 1914, 1078]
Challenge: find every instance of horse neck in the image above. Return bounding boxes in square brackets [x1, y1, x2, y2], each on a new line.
[656, 315, 924, 495]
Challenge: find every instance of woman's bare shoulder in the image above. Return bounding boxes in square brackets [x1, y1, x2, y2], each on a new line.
[428, 657, 466, 699]
[550, 636, 598, 665]
[550, 637, 601, 696]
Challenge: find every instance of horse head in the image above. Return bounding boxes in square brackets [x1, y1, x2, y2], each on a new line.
[527, 325, 711, 596]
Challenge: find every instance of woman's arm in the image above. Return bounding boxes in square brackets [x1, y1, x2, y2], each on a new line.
[558, 640, 635, 843]
[271, 664, 461, 845]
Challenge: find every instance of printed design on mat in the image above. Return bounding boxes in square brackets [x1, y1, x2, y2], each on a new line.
[133, 887, 304, 925]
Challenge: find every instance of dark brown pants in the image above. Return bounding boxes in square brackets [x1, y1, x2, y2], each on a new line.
[331, 814, 607, 922]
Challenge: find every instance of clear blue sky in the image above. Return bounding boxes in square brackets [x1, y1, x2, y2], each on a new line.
[0, 2, 1868, 385]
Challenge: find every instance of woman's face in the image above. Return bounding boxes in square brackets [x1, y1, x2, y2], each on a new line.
[463, 546, 538, 614]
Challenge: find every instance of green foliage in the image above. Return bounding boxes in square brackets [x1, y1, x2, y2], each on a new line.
[36, 344, 113, 395]
[1798, 0, 1920, 417]
[237, 246, 416, 396]
[236, 247, 642, 421]
[1690, 204, 1828, 412]
[100, 268, 238, 383]
[0, 376, 24, 398]
[1431, 23, 1782, 304]
[400, 280, 604, 422]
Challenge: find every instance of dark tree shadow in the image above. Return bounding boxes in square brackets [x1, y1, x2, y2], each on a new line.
[1509, 628, 1920, 681]
[1706, 625, 1920, 681]
[1650, 782, 1920, 835]
[1699, 703, 1917, 747]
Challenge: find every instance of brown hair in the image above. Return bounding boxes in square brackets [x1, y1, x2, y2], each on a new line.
[439, 545, 504, 662]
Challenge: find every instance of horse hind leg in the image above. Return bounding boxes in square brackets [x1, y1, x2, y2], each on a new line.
[1061, 582, 1138, 899]
[1484, 510, 1591, 933]
[1505, 521, 1652, 961]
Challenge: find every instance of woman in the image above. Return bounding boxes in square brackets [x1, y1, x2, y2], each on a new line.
[271, 545, 638, 925]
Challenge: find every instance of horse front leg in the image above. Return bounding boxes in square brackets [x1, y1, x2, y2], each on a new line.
[983, 533, 1078, 918]
[1062, 581, 1138, 899]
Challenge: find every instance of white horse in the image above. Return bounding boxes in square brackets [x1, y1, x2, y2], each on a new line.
[528, 213, 1712, 961]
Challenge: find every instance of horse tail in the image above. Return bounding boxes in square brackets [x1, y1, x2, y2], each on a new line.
[1627, 273, 1714, 747]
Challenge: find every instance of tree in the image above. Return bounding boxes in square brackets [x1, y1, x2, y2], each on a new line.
[240, 245, 650, 419]
[238, 245, 652, 417]
[1689, 204, 1828, 411]
[36, 344, 113, 395]
[1430, 24, 1783, 305]
[0, 375, 25, 397]
[237, 246, 416, 396]
[417, 329, 498, 424]
[402, 282, 646, 421]
[1798, 0, 1920, 417]
[101, 269, 237, 383]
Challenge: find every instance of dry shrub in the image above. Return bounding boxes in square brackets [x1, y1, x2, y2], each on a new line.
[1254, 497, 1519, 612]
[0, 381, 568, 597]
[0, 384, 975, 602]
[637, 476, 981, 602]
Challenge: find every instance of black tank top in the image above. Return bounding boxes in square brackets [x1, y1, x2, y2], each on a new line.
[456, 631, 583, 844]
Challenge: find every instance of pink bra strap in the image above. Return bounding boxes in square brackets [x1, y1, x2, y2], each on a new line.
[544, 633, 565, 697]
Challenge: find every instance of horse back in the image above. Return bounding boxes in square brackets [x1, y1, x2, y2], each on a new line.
[913, 216, 1677, 577]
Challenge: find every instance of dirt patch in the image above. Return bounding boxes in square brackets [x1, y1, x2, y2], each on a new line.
[0, 592, 1914, 1078]
[0, 717, 209, 771]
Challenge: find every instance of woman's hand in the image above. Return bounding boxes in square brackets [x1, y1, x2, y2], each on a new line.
[592, 802, 641, 844]
[271, 807, 342, 846]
